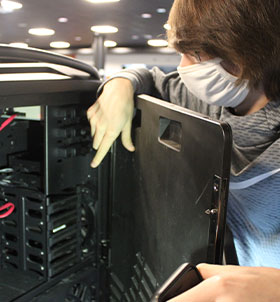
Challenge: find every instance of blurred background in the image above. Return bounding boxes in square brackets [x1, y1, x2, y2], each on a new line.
[0, 0, 180, 76]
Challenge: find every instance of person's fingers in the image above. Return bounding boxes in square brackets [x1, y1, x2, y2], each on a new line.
[91, 132, 119, 167]
[121, 119, 135, 152]
[90, 121, 96, 137]
[92, 124, 107, 150]
[197, 263, 248, 279]
[89, 109, 102, 137]
[87, 101, 99, 120]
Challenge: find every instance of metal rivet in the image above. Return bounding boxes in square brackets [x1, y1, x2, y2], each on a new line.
[205, 208, 218, 215]
[210, 209, 218, 214]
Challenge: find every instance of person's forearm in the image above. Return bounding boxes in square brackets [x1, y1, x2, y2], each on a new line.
[97, 68, 154, 97]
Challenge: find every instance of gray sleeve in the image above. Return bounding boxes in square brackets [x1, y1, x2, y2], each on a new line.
[96, 68, 154, 97]
[97, 67, 221, 118]
[97, 66, 192, 103]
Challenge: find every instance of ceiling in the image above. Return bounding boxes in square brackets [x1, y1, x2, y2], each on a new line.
[0, 0, 174, 50]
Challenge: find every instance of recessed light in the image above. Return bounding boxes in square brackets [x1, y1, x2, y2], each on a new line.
[9, 42, 28, 48]
[52, 49, 72, 55]
[131, 35, 139, 40]
[91, 25, 118, 33]
[141, 13, 152, 19]
[158, 47, 176, 54]
[58, 17, 68, 23]
[111, 47, 133, 54]
[163, 23, 171, 30]
[86, 0, 120, 3]
[104, 40, 117, 47]
[147, 39, 168, 47]
[1, 0, 22, 10]
[28, 28, 55, 36]
[50, 41, 70, 48]
[156, 8, 166, 13]
[75, 36, 82, 41]
[77, 48, 93, 55]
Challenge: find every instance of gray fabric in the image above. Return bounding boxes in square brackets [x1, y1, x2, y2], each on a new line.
[99, 66, 280, 267]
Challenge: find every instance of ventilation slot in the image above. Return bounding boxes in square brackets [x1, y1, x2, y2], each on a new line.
[5, 233, 17, 242]
[28, 239, 43, 250]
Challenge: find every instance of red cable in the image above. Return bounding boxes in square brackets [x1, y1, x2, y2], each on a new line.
[0, 202, 15, 218]
[0, 114, 17, 132]
[0, 115, 17, 218]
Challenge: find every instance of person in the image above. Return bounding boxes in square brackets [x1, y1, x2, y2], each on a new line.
[87, 0, 280, 300]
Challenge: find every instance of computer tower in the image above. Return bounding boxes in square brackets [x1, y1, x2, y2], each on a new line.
[0, 45, 232, 302]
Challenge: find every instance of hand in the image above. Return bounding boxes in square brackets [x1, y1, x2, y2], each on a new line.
[87, 78, 135, 168]
[167, 263, 280, 302]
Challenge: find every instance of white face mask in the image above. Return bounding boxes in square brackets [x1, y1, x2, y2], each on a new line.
[177, 58, 249, 108]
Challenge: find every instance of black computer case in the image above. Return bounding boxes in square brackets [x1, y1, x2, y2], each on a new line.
[0, 45, 232, 302]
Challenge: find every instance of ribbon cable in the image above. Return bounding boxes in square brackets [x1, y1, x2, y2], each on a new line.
[229, 167, 280, 190]
[0, 202, 15, 218]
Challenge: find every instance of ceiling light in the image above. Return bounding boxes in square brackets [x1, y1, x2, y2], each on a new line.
[58, 17, 68, 23]
[77, 48, 93, 55]
[86, 0, 120, 2]
[91, 25, 118, 33]
[111, 47, 133, 54]
[50, 41, 70, 48]
[156, 8, 166, 13]
[131, 35, 139, 40]
[28, 28, 55, 36]
[141, 13, 152, 19]
[9, 42, 28, 48]
[147, 39, 168, 47]
[1, 0, 22, 10]
[104, 40, 117, 47]
[75, 36, 82, 41]
[52, 49, 73, 55]
[163, 23, 171, 30]
[158, 47, 176, 54]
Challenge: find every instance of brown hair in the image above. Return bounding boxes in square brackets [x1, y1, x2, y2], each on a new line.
[167, 0, 280, 100]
